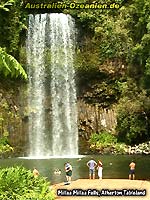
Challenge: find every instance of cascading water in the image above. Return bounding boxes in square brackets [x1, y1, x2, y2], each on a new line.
[26, 14, 47, 157]
[26, 13, 78, 157]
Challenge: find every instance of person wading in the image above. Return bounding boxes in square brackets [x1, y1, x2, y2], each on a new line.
[64, 162, 72, 184]
[87, 159, 97, 179]
[129, 160, 136, 180]
[97, 160, 103, 180]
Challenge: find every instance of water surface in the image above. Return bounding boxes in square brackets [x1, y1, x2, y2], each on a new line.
[0, 155, 149, 184]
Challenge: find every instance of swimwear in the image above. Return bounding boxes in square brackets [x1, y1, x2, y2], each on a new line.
[129, 169, 135, 174]
[66, 170, 72, 176]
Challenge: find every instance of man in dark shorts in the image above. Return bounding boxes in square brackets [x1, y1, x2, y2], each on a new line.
[64, 162, 72, 184]
[129, 160, 136, 180]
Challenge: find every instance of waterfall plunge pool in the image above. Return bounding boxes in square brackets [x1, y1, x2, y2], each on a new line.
[0, 155, 149, 184]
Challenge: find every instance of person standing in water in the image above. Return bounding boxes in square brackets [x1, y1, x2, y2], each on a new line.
[64, 162, 72, 184]
[97, 160, 103, 180]
[87, 159, 97, 179]
[129, 160, 136, 180]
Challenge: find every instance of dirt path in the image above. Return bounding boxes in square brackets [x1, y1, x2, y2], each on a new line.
[52, 179, 150, 200]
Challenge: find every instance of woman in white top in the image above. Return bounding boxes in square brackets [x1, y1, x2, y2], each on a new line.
[97, 160, 103, 180]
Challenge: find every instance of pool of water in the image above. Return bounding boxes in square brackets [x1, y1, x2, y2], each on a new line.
[0, 155, 149, 184]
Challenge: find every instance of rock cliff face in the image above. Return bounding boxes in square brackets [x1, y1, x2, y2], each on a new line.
[0, 80, 27, 156]
[78, 100, 117, 137]
[77, 99, 117, 153]
[0, 80, 118, 156]
[1, 81, 150, 156]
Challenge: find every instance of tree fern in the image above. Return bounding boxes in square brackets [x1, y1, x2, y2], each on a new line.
[0, 48, 27, 80]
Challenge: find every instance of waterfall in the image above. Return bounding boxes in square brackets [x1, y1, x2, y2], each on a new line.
[26, 14, 47, 157]
[26, 13, 78, 157]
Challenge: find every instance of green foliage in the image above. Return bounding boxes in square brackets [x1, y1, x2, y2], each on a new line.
[0, 129, 13, 154]
[0, 0, 27, 56]
[0, 166, 55, 200]
[93, 14, 132, 63]
[73, 0, 150, 145]
[0, 131, 13, 154]
[116, 111, 147, 144]
[0, 114, 12, 155]
[89, 131, 117, 147]
[116, 87, 150, 144]
[0, 143, 13, 154]
[73, 0, 150, 100]
[71, 1, 132, 106]
[0, 0, 15, 12]
[71, 1, 132, 65]
[89, 131, 127, 154]
[113, 143, 127, 154]
[0, 48, 27, 80]
[127, 0, 150, 87]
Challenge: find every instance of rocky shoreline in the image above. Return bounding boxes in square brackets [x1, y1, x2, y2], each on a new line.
[127, 142, 150, 155]
[89, 141, 150, 155]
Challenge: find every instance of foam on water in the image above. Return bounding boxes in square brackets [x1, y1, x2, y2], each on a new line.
[18, 155, 85, 160]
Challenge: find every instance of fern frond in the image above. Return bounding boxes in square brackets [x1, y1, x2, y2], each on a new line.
[0, 48, 27, 80]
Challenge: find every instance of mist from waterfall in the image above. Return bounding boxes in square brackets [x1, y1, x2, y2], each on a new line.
[26, 13, 78, 157]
